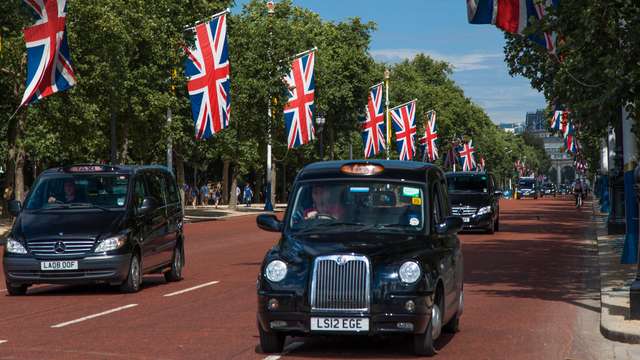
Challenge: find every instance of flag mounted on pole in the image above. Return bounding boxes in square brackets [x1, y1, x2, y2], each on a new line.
[284, 49, 316, 149]
[419, 110, 439, 162]
[457, 140, 477, 171]
[184, 10, 231, 140]
[390, 100, 417, 161]
[362, 82, 385, 158]
[20, 0, 77, 107]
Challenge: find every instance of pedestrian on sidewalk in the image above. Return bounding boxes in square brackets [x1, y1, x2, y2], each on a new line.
[214, 182, 222, 208]
[191, 185, 199, 208]
[200, 183, 209, 206]
[243, 183, 253, 207]
[236, 185, 241, 204]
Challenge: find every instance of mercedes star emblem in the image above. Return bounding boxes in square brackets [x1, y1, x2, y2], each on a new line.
[54, 241, 66, 253]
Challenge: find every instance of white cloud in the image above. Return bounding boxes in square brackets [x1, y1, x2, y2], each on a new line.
[369, 48, 503, 72]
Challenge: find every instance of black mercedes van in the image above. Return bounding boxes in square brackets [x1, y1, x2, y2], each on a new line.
[445, 171, 500, 233]
[3, 165, 185, 295]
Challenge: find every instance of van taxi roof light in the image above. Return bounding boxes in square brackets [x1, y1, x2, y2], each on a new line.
[65, 165, 112, 173]
[340, 163, 384, 176]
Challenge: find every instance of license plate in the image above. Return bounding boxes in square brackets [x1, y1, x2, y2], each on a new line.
[40, 260, 78, 271]
[310, 317, 369, 332]
[463, 217, 470, 223]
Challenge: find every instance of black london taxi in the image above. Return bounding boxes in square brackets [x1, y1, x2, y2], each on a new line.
[3, 164, 185, 295]
[445, 171, 500, 233]
[256, 161, 464, 356]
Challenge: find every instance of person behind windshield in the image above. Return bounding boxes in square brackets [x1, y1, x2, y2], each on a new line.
[48, 179, 77, 203]
[304, 185, 345, 220]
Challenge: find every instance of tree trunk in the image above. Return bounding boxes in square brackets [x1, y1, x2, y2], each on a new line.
[120, 116, 129, 164]
[176, 155, 185, 207]
[270, 162, 277, 206]
[3, 111, 27, 215]
[222, 159, 230, 204]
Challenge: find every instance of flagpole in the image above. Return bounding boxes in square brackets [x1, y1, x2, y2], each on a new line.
[384, 69, 390, 160]
[184, 8, 230, 30]
[290, 47, 318, 60]
[389, 99, 418, 112]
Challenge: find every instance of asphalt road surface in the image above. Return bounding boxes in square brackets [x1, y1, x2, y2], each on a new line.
[1, 197, 638, 359]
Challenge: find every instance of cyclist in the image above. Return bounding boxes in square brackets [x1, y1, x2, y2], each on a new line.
[573, 179, 584, 208]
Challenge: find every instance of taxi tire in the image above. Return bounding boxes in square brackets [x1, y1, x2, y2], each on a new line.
[5, 281, 28, 296]
[164, 244, 184, 282]
[414, 294, 442, 356]
[258, 322, 285, 353]
[119, 254, 142, 293]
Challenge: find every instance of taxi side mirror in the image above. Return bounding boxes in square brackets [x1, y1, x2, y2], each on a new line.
[436, 216, 463, 235]
[8, 200, 21, 216]
[138, 197, 158, 216]
[257, 214, 283, 232]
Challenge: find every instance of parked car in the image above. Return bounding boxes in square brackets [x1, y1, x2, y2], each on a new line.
[256, 160, 464, 356]
[3, 164, 185, 295]
[516, 177, 539, 199]
[542, 183, 556, 197]
[445, 171, 500, 233]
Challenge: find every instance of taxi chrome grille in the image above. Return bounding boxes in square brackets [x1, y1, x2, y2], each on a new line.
[27, 239, 96, 256]
[451, 206, 477, 216]
[310, 255, 370, 312]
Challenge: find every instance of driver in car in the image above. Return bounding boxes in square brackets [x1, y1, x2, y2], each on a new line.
[304, 185, 345, 221]
[48, 179, 77, 203]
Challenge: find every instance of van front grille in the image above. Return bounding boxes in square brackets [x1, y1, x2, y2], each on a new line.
[27, 239, 95, 256]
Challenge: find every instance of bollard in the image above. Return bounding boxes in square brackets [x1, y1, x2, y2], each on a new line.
[630, 165, 640, 319]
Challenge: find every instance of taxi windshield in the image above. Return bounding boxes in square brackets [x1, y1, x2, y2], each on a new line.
[518, 179, 535, 188]
[25, 174, 129, 210]
[289, 181, 425, 232]
[447, 175, 488, 193]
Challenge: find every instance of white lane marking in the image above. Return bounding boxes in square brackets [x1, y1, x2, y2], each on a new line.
[262, 341, 304, 360]
[0, 340, 7, 344]
[51, 304, 138, 328]
[163, 281, 220, 297]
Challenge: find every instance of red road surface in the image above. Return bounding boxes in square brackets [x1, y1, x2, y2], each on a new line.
[0, 198, 620, 359]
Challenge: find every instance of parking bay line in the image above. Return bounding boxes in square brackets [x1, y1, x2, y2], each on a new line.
[163, 281, 220, 297]
[50, 304, 138, 328]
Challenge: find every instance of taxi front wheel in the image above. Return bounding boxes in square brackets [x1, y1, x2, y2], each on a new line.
[258, 321, 285, 353]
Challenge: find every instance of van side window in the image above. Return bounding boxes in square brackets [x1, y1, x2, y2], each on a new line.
[146, 172, 167, 207]
[133, 177, 146, 209]
[164, 172, 179, 205]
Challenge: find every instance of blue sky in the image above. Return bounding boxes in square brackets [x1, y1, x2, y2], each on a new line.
[234, 0, 546, 124]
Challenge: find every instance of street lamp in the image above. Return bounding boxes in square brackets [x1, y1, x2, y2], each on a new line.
[315, 112, 326, 159]
[264, 0, 276, 212]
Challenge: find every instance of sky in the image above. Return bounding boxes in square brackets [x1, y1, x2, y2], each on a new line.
[233, 0, 546, 125]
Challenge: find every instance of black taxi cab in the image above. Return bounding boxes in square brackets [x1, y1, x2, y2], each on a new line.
[3, 164, 185, 295]
[256, 161, 464, 356]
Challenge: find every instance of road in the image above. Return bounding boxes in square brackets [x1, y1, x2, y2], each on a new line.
[0, 197, 637, 359]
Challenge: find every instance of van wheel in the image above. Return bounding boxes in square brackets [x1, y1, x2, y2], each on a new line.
[486, 220, 495, 234]
[259, 321, 285, 353]
[120, 254, 142, 293]
[164, 244, 184, 282]
[414, 294, 442, 356]
[5, 281, 28, 296]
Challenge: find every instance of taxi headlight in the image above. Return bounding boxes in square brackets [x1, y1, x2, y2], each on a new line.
[94, 234, 127, 252]
[6, 237, 27, 254]
[477, 206, 492, 216]
[265, 260, 287, 282]
[399, 261, 421, 284]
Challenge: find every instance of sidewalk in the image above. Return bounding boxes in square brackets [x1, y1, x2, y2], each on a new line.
[183, 203, 287, 223]
[593, 206, 640, 343]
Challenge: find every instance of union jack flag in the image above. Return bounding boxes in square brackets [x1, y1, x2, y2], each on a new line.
[391, 100, 417, 161]
[562, 118, 573, 139]
[419, 110, 438, 162]
[21, 0, 76, 107]
[476, 155, 486, 172]
[361, 83, 385, 158]
[444, 144, 458, 169]
[184, 13, 230, 140]
[550, 110, 562, 131]
[457, 140, 476, 171]
[284, 51, 316, 149]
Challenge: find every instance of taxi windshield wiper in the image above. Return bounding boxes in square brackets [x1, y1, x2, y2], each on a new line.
[67, 202, 110, 211]
[295, 221, 369, 233]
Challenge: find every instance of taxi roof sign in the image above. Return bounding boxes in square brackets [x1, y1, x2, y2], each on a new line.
[65, 165, 115, 173]
[340, 163, 384, 176]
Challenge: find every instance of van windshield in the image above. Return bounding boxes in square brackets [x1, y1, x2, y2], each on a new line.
[289, 181, 425, 233]
[447, 175, 488, 193]
[25, 174, 129, 210]
[518, 179, 535, 189]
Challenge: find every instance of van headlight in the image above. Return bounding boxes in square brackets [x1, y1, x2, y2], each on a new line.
[477, 206, 492, 216]
[94, 234, 127, 252]
[265, 260, 287, 282]
[6, 237, 27, 254]
[399, 261, 421, 284]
